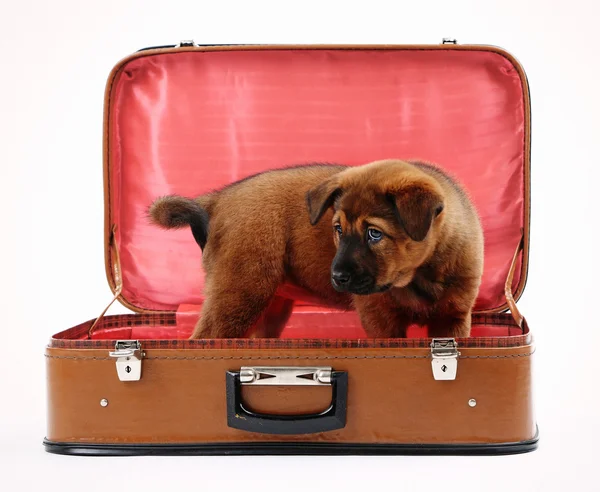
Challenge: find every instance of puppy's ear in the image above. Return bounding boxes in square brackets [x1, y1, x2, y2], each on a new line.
[388, 185, 444, 242]
[306, 178, 341, 225]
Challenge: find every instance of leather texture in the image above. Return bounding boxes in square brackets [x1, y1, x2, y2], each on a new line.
[45, 344, 535, 445]
[102, 44, 531, 316]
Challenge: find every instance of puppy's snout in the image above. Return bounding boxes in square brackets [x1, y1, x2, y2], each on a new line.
[331, 269, 351, 287]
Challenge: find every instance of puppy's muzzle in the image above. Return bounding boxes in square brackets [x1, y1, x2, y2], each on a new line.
[331, 269, 351, 287]
[331, 268, 378, 295]
[331, 269, 392, 296]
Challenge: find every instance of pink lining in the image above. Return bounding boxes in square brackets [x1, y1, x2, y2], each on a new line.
[108, 48, 526, 315]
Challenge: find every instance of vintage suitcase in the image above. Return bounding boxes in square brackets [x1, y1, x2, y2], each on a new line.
[44, 41, 537, 456]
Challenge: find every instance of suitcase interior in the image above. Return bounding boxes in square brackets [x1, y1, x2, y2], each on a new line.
[104, 45, 528, 317]
[46, 44, 535, 455]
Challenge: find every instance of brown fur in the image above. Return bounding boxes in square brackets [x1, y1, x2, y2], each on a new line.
[307, 159, 484, 338]
[150, 164, 350, 338]
[149, 159, 483, 339]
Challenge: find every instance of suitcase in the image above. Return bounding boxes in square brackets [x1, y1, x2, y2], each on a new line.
[44, 40, 537, 456]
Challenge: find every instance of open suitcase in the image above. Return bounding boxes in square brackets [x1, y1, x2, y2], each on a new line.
[44, 41, 537, 456]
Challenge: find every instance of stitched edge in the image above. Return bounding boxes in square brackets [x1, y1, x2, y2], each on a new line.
[45, 355, 112, 361]
[45, 351, 534, 361]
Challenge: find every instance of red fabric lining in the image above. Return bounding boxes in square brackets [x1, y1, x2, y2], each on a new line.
[50, 312, 528, 348]
[108, 48, 526, 313]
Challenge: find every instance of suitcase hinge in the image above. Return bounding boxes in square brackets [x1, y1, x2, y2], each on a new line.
[430, 338, 460, 381]
[109, 340, 144, 382]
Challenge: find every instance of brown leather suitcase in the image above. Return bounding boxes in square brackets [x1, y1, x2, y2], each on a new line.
[44, 41, 537, 456]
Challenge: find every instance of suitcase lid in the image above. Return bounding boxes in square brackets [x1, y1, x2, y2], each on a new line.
[102, 43, 530, 315]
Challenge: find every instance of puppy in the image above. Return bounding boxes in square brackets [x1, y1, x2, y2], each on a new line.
[149, 159, 483, 339]
[150, 164, 352, 339]
[306, 159, 484, 338]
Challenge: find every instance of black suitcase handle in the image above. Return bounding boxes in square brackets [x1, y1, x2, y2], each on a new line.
[225, 370, 347, 435]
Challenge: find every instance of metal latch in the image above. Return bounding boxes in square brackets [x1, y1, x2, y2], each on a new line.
[239, 366, 332, 386]
[177, 40, 197, 47]
[430, 338, 460, 380]
[109, 340, 144, 382]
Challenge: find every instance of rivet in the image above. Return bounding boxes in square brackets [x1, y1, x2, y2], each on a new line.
[468, 398, 477, 407]
[100, 399, 109, 407]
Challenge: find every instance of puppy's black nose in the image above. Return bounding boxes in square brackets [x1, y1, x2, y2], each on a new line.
[332, 270, 351, 286]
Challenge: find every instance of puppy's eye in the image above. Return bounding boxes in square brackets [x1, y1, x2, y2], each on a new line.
[334, 224, 343, 236]
[367, 228, 383, 243]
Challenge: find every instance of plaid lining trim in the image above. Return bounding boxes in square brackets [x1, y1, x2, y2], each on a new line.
[49, 313, 530, 349]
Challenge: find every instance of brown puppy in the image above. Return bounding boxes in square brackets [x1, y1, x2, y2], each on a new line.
[149, 159, 483, 339]
[150, 164, 351, 339]
[306, 159, 484, 338]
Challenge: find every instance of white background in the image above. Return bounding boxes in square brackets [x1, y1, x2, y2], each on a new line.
[1, 0, 598, 490]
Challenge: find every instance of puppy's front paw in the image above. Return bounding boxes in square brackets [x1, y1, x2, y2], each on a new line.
[427, 315, 471, 338]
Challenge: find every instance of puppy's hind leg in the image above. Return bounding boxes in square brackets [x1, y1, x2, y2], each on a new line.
[190, 261, 286, 339]
[248, 297, 295, 339]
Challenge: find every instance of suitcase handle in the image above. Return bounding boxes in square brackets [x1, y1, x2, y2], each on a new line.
[225, 369, 347, 435]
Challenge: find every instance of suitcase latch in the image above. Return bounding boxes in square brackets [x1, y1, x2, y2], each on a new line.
[109, 340, 144, 382]
[430, 338, 460, 381]
[239, 367, 332, 386]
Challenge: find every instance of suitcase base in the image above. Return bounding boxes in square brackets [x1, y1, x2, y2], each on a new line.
[43, 428, 539, 456]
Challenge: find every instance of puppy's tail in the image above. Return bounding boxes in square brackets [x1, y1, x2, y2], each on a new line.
[148, 195, 210, 249]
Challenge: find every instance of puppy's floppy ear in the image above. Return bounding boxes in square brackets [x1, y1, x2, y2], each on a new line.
[306, 178, 341, 225]
[388, 185, 444, 242]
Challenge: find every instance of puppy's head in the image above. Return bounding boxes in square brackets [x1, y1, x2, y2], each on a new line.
[306, 160, 446, 295]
